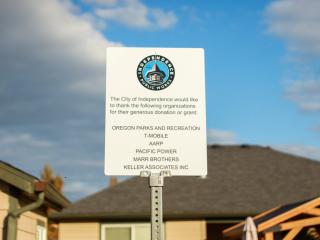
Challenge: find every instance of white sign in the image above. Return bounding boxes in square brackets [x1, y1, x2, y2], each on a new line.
[105, 47, 207, 176]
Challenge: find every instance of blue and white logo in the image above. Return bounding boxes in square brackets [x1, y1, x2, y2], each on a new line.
[137, 55, 175, 91]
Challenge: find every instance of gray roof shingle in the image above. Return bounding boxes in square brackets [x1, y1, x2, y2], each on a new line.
[51, 145, 320, 221]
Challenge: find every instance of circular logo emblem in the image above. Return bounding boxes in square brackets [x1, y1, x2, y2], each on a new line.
[137, 55, 175, 91]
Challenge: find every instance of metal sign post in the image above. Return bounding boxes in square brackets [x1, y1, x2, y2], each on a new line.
[141, 170, 171, 240]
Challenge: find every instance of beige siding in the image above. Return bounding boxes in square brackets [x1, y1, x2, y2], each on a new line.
[59, 222, 100, 240]
[0, 209, 8, 232]
[0, 181, 48, 240]
[17, 230, 36, 240]
[16, 197, 47, 240]
[0, 182, 9, 210]
[165, 221, 206, 240]
[0, 181, 10, 238]
[17, 210, 47, 239]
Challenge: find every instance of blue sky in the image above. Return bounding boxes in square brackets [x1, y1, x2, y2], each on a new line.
[1, 0, 320, 200]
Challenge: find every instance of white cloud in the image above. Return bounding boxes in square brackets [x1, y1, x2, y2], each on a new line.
[0, 126, 107, 200]
[57, 159, 104, 167]
[265, 0, 320, 56]
[207, 129, 237, 145]
[265, 0, 320, 114]
[151, 9, 178, 29]
[0, 130, 60, 172]
[0, 0, 123, 200]
[284, 80, 320, 112]
[64, 180, 102, 195]
[1, 0, 121, 97]
[0, 0, 122, 124]
[95, 0, 177, 29]
[83, 0, 118, 6]
[312, 125, 320, 133]
[273, 144, 320, 161]
[181, 6, 203, 24]
[96, 0, 149, 28]
[0, 130, 53, 147]
[0, 0, 175, 201]
[0, 130, 54, 158]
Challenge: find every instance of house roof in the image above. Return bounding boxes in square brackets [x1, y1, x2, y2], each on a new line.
[0, 160, 70, 210]
[51, 145, 320, 221]
[223, 196, 320, 238]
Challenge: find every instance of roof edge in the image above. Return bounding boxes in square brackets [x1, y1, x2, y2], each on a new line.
[50, 211, 254, 222]
[0, 160, 70, 209]
[45, 183, 71, 209]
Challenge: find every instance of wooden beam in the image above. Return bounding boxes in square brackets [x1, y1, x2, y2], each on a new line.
[283, 227, 302, 240]
[223, 223, 245, 237]
[304, 208, 320, 216]
[223, 206, 280, 237]
[257, 206, 280, 217]
[259, 197, 320, 232]
[266, 217, 320, 232]
[265, 232, 274, 240]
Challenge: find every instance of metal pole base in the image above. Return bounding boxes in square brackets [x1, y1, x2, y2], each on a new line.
[140, 171, 171, 240]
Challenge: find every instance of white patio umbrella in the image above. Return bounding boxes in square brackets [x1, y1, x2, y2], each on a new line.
[242, 217, 258, 240]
